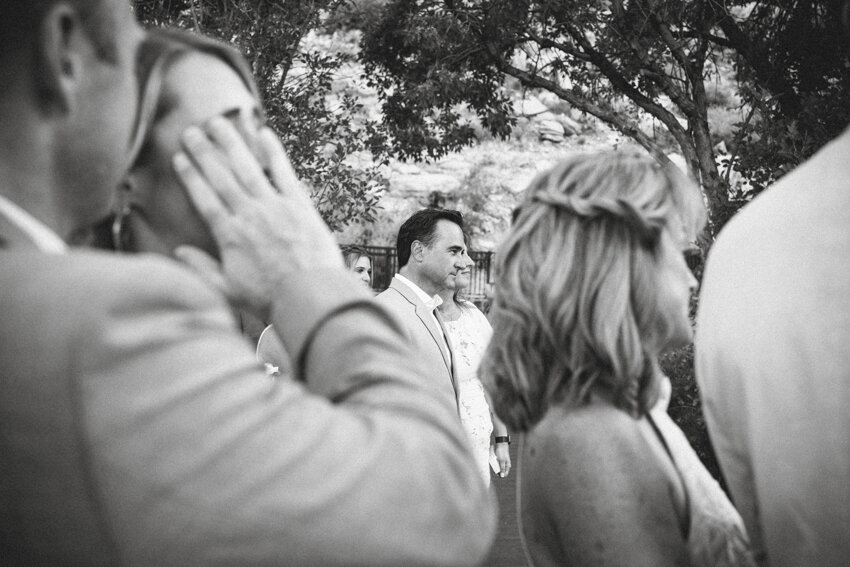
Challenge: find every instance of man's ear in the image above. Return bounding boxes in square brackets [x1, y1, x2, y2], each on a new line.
[36, 3, 87, 114]
[411, 240, 424, 263]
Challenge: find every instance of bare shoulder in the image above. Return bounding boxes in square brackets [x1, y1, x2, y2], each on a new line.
[523, 401, 682, 506]
[526, 403, 650, 477]
[522, 403, 689, 566]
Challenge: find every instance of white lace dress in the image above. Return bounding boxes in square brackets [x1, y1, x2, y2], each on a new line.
[442, 301, 494, 485]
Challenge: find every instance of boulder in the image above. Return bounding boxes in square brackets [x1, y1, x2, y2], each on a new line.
[537, 119, 566, 143]
[389, 171, 461, 197]
[514, 96, 549, 117]
[558, 114, 582, 136]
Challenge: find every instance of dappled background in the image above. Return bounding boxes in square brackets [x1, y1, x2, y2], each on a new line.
[133, 0, 849, 490]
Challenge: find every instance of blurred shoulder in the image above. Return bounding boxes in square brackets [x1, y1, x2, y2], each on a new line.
[1, 249, 227, 314]
[375, 286, 409, 309]
[711, 127, 850, 265]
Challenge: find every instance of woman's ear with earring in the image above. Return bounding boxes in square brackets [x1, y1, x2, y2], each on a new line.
[111, 178, 134, 252]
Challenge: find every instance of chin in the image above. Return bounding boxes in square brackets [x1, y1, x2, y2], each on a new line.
[665, 325, 694, 351]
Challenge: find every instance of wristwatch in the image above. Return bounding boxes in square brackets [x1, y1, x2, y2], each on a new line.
[495, 435, 511, 445]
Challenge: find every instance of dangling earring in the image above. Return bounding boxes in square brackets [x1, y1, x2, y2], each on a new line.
[112, 206, 130, 252]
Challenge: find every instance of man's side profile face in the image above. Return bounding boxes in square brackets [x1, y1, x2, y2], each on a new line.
[50, 0, 144, 238]
[414, 219, 473, 295]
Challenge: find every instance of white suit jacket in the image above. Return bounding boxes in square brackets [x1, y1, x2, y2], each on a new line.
[696, 126, 850, 567]
[0, 211, 495, 565]
[376, 276, 459, 410]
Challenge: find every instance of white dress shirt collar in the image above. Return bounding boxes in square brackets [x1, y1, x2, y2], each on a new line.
[0, 194, 68, 253]
[395, 273, 443, 311]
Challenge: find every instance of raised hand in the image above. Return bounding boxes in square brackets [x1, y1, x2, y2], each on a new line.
[172, 115, 343, 319]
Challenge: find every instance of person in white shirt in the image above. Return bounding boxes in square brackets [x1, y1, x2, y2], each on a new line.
[696, 7, 850, 564]
[376, 208, 475, 409]
[696, 119, 850, 567]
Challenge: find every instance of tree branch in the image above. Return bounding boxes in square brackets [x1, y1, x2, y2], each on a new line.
[644, 0, 696, 81]
[522, 29, 592, 62]
[494, 56, 672, 166]
[712, 6, 802, 116]
[560, 23, 693, 150]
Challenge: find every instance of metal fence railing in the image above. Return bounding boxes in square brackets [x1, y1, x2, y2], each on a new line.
[342, 244, 494, 302]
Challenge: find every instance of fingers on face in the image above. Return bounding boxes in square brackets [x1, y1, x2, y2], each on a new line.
[173, 150, 230, 232]
[205, 116, 274, 199]
[178, 124, 248, 212]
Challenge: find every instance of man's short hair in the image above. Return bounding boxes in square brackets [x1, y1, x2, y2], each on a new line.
[396, 208, 464, 268]
[0, 0, 118, 65]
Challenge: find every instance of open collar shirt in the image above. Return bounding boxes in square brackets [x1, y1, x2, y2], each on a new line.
[0, 194, 68, 254]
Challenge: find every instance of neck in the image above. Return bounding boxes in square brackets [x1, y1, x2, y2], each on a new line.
[0, 133, 70, 241]
[436, 287, 455, 308]
[437, 291, 461, 319]
[0, 89, 75, 241]
[399, 266, 438, 297]
[124, 213, 175, 257]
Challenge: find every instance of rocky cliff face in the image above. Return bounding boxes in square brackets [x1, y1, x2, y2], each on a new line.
[313, 30, 625, 250]
[337, 126, 623, 251]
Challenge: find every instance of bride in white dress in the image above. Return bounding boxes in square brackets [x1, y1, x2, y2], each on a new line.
[438, 268, 510, 486]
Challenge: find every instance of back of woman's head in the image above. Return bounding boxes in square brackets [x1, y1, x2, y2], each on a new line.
[481, 150, 705, 431]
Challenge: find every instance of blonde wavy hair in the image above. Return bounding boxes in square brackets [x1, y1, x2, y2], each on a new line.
[481, 151, 706, 431]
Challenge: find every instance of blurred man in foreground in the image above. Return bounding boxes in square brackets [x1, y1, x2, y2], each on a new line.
[696, 3, 850, 565]
[0, 2, 495, 564]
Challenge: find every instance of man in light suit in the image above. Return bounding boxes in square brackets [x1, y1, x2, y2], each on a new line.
[696, 4, 850, 565]
[376, 208, 475, 409]
[0, 3, 495, 564]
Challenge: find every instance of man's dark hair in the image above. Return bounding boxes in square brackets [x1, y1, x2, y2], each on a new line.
[396, 208, 464, 268]
[0, 0, 117, 65]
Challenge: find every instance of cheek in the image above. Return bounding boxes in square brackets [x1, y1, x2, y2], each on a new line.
[145, 151, 216, 255]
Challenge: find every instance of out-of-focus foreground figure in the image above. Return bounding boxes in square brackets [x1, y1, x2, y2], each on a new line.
[0, 4, 495, 564]
[482, 151, 755, 566]
[695, 3, 850, 565]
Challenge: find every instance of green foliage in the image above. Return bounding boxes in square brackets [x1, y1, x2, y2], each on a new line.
[133, 0, 390, 231]
[360, 0, 850, 236]
[360, 0, 516, 161]
[717, 1, 850, 196]
[452, 155, 516, 245]
[360, 0, 739, 236]
[323, 0, 388, 32]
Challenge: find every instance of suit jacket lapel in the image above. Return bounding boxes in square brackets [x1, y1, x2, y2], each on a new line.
[0, 209, 40, 251]
[0, 199, 66, 252]
[432, 307, 458, 392]
[389, 277, 454, 376]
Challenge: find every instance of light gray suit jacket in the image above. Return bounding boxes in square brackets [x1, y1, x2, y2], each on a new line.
[0, 217, 495, 565]
[375, 276, 459, 409]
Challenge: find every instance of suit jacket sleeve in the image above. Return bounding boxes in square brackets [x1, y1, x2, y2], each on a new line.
[73, 256, 495, 566]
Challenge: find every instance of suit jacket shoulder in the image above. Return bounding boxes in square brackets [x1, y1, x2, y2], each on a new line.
[376, 277, 457, 405]
[0, 250, 494, 565]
